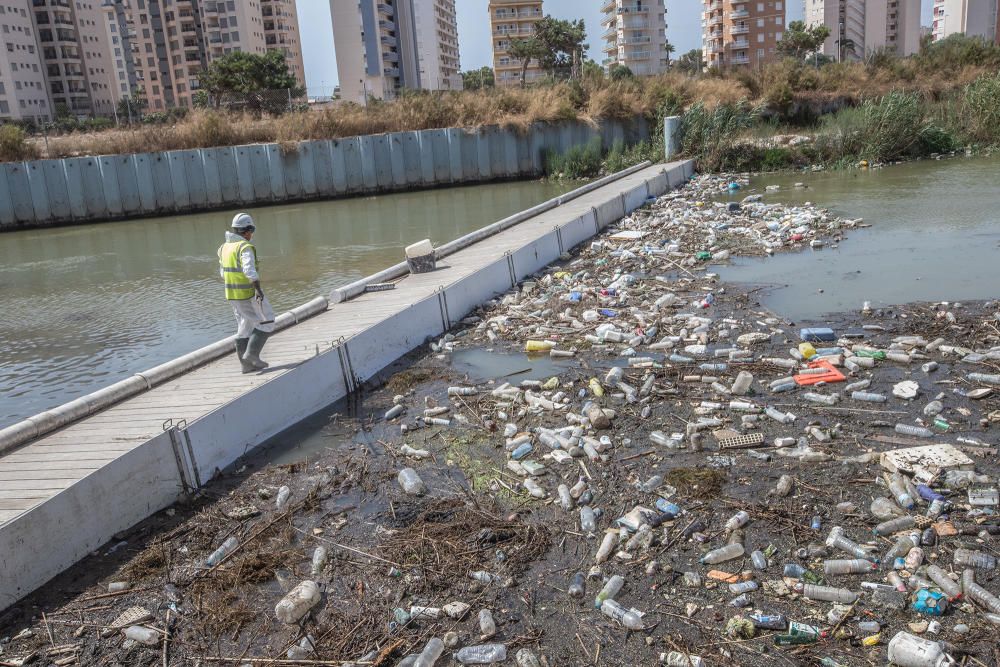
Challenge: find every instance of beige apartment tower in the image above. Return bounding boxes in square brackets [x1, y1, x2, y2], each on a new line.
[414, 0, 461, 90]
[261, 0, 306, 86]
[932, 0, 1000, 43]
[0, 0, 49, 122]
[805, 0, 921, 60]
[601, 0, 669, 76]
[703, 0, 787, 69]
[490, 0, 544, 87]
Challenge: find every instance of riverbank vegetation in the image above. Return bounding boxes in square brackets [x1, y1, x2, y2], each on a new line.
[0, 35, 997, 172]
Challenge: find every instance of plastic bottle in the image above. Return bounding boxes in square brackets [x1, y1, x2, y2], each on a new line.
[594, 575, 624, 609]
[887, 632, 953, 667]
[784, 563, 807, 579]
[750, 550, 768, 570]
[525, 340, 555, 352]
[731, 371, 753, 395]
[858, 621, 881, 634]
[961, 568, 976, 593]
[413, 638, 445, 667]
[729, 580, 758, 594]
[887, 571, 908, 592]
[275, 485, 291, 509]
[905, 547, 925, 570]
[883, 535, 917, 566]
[511, 443, 533, 460]
[123, 626, 160, 646]
[800, 583, 858, 604]
[968, 372, 1000, 385]
[311, 546, 328, 577]
[456, 644, 508, 665]
[803, 392, 839, 405]
[580, 506, 596, 533]
[725, 511, 750, 530]
[887, 474, 916, 510]
[661, 652, 705, 667]
[515, 649, 542, 667]
[895, 424, 934, 438]
[852, 391, 887, 402]
[568, 571, 586, 598]
[875, 516, 916, 536]
[924, 565, 962, 600]
[275, 580, 321, 624]
[523, 478, 546, 499]
[595, 530, 618, 563]
[600, 599, 644, 630]
[826, 531, 877, 562]
[700, 543, 744, 565]
[205, 536, 239, 567]
[953, 548, 997, 570]
[965, 582, 1000, 614]
[824, 559, 877, 576]
[479, 609, 496, 639]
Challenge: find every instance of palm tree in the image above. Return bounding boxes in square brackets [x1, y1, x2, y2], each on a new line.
[664, 41, 676, 69]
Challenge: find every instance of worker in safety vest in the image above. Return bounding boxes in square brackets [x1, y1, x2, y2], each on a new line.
[218, 213, 275, 373]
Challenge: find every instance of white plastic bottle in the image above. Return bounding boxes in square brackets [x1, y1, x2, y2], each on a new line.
[413, 638, 445, 667]
[275, 485, 291, 509]
[275, 580, 322, 625]
[479, 609, 497, 639]
[661, 651, 705, 667]
[886, 632, 954, 667]
[311, 546, 328, 577]
[398, 468, 427, 495]
[205, 536, 239, 567]
[600, 599, 644, 630]
[455, 644, 508, 664]
[123, 626, 161, 646]
[700, 543, 745, 564]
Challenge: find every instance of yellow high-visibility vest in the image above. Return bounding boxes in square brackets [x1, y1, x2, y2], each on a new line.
[218, 240, 257, 300]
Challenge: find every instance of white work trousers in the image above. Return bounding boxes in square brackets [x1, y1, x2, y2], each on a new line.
[230, 296, 276, 338]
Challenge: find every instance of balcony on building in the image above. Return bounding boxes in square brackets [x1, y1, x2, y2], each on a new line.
[377, 3, 394, 17]
[730, 24, 749, 35]
[600, 0, 615, 12]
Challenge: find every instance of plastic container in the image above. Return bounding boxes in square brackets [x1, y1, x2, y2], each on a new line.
[874, 516, 916, 536]
[965, 582, 1000, 614]
[525, 340, 556, 352]
[456, 644, 508, 665]
[414, 638, 445, 667]
[311, 546, 328, 577]
[895, 424, 934, 438]
[123, 626, 160, 646]
[953, 548, 997, 570]
[595, 575, 624, 609]
[580, 506, 596, 533]
[479, 609, 497, 639]
[405, 239, 436, 274]
[275, 580, 321, 624]
[600, 599, 644, 630]
[924, 565, 962, 600]
[887, 474, 916, 510]
[826, 531, 876, 562]
[824, 559, 877, 576]
[871, 497, 906, 521]
[398, 468, 427, 496]
[275, 485, 291, 509]
[205, 536, 239, 567]
[700, 543, 744, 565]
[568, 571, 586, 598]
[725, 511, 750, 531]
[750, 550, 768, 570]
[729, 580, 758, 594]
[662, 652, 705, 667]
[731, 371, 753, 395]
[887, 632, 954, 667]
[852, 391, 887, 402]
[800, 583, 858, 603]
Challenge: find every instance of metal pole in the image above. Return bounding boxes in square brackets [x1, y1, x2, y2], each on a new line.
[663, 115, 681, 161]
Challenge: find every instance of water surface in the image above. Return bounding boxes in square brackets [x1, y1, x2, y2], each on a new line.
[715, 156, 1000, 321]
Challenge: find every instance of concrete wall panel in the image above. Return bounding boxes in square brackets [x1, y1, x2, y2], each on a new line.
[446, 128, 463, 182]
[62, 158, 87, 220]
[201, 148, 223, 207]
[0, 162, 14, 227]
[167, 151, 192, 210]
[280, 146, 303, 199]
[76, 157, 107, 219]
[477, 129, 493, 180]
[26, 162, 50, 221]
[312, 140, 338, 196]
[266, 144, 287, 200]
[234, 147, 254, 204]
[386, 132, 406, 187]
[247, 146, 272, 201]
[214, 147, 239, 205]
[623, 182, 650, 212]
[297, 141, 318, 196]
[459, 130, 478, 181]
[339, 138, 362, 192]
[359, 135, 378, 190]
[5, 164, 33, 223]
[42, 160, 72, 221]
[595, 197, 625, 229]
[372, 134, 392, 189]
[416, 130, 435, 185]
[149, 153, 175, 212]
[560, 210, 598, 250]
[344, 297, 445, 382]
[442, 257, 514, 324]
[112, 155, 140, 216]
[645, 171, 668, 197]
[399, 132, 421, 186]
[511, 231, 561, 278]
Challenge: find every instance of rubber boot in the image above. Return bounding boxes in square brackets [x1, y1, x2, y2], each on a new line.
[242, 328, 270, 372]
[235, 337, 256, 374]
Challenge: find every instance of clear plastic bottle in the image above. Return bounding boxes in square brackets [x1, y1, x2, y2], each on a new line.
[397, 468, 427, 495]
[871, 497, 906, 521]
[568, 571, 586, 599]
[557, 484, 573, 511]
[852, 391, 887, 402]
[275, 580, 321, 625]
[799, 583, 858, 604]
[824, 559, 877, 576]
[887, 474, 916, 510]
[595, 530, 618, 563]
[205, 536, 239, 567]
[413, 638, 445, 667]
[968, 372, 1000, 385]
[701, 543, 745, 564]
[725, 511, 750, 531]
[580, 506, 596, 533]
[883, 535, 917, 565]
[661, 652, 705, 667]
[275, 485, 291, 509]
[924, 565, 962, 600]
[875, 516, 916, 536]
[455, 644, 508, 665]
[894, 424, 934, 438]
[729, 580, 758, 594]
[600, 599, 644, 630]
[826, 531, 877, 562]
[750, 550, 768, 570]
[478, 609, 496, 639]
[731, 371, 754, 395]
[803, 392, 839, 405]
[966, 582, 1000, 614]
[770, 475, 794, 497]
[905, 547, 925, 570]
[953, 548, 997, 570]
[123, 626, 160, 646]
[311, 546, 328, 577]
[594, 575, 624, 609]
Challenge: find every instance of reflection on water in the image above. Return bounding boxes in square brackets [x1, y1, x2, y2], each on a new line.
[716, 156, 1000, 321]
[0, 180, 579, 427]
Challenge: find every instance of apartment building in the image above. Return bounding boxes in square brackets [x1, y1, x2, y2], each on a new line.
[703, 0, 787, 69]
[804, 0, 921, 60]
[414, 0, 461, 90]
[0, 1, 49, 122]
[932, 0, 1000, 43]
[102, 0, 136, 102]
[490, 0, 543, 87]
[601, 0, 669, 76]
[261, 0, 306, 86]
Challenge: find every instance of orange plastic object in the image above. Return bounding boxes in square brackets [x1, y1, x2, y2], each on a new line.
[793, 359, 846, 386]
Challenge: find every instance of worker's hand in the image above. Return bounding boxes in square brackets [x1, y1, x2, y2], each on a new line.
[255, 287, 265, 302]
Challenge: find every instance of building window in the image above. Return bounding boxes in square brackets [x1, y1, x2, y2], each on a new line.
[758, 33, 764, 42]
[775, 16, 782, 25]
[775, 32, 782, 40]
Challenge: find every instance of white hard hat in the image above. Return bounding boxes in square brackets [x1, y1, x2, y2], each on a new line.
[232, 213, 255, 230]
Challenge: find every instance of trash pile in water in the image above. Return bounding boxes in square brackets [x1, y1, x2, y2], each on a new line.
[1, 175, 998, 666]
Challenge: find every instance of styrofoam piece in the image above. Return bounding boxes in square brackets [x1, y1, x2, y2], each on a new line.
[880, 444, 975, 475]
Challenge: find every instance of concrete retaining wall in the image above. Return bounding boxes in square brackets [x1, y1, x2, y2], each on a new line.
[0, 117, 650, 231]
[0, 159, 694, 612]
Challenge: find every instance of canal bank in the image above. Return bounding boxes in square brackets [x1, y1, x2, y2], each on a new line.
[0, 160, 693, 613]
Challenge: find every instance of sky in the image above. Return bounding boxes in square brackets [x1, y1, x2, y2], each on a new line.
[297, 1, 934, 97]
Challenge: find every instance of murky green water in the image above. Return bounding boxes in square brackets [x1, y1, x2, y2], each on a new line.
[0, 180, 579, 428]
[716, 155, 1000, 322]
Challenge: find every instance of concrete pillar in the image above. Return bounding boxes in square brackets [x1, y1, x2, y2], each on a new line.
[664, 116, 682, 161]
